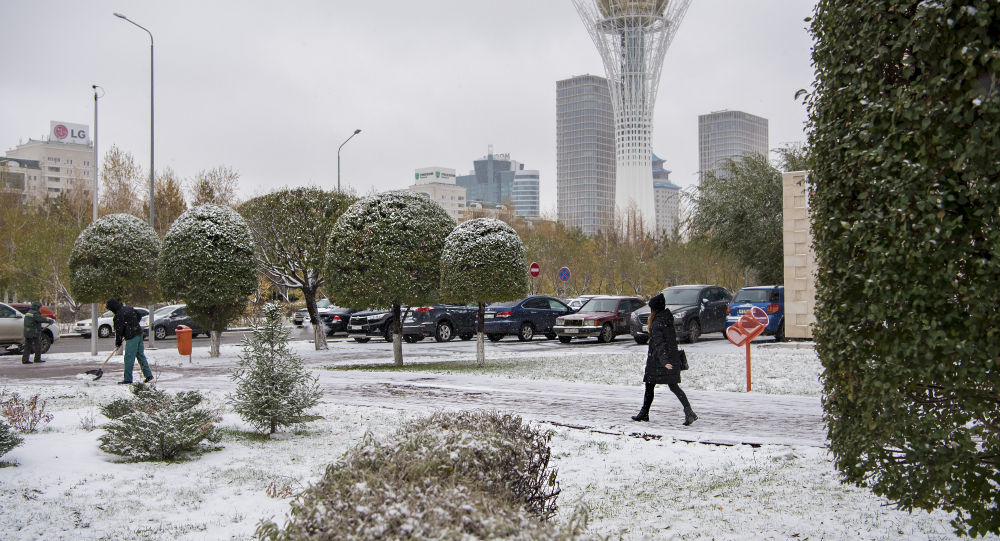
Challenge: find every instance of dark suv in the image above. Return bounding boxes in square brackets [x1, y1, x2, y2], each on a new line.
[402, 304, 478, 342]
[319, 306, 361, 336]
[630, 285, 732, 344]
[346, 309, 397, 343]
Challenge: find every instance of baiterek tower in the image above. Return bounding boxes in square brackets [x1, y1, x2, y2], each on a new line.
[571, 0, 691, 232]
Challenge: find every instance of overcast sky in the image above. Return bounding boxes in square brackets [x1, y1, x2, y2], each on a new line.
[0, 1, 817, 215]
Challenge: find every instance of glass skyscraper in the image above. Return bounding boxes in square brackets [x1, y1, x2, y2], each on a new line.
[556, 74, 616, 236]
[456, 149, 539, 217]
[698, 110, 769, 183]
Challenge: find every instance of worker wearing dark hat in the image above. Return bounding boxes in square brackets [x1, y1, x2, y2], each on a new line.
[632, 292, 697, 425]
[21, 301, 46, 364]
[105, 298, 154, 384]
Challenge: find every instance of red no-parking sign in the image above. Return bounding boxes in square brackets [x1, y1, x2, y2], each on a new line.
[529, 262, 540, 278]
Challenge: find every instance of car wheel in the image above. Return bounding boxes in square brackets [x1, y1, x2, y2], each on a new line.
[545, 332, 557, 340]
[384, 326, 394, 342]
[404, 334, 420, 343]
[487, 333, 504, 342]
[154, 326, 167, 340]
[354, 337, 371, 343]
[597, 323, 614, 343]
[634, 335, 649, 345]
[98, 325, 112, 338]
[558, 336, 572, 344]
[39, 332, 53, 354]
[686, 320, 701, 344]
[774, 321, 785, 342]
[517, 323, 534, 342]
[459, 333, 474, 341]
[434, 321, 454, 342]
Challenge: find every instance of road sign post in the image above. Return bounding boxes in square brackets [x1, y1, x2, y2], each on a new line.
[558, 266, 570, 297]
[724, 306, 769, 392]
[529, 262, 540, 295]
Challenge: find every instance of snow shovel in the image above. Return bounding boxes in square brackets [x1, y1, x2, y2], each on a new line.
[85, 346, 121, 381]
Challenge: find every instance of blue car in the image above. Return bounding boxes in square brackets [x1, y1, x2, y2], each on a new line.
[484, 295, 574, 341]
[726, 285, 784, 341]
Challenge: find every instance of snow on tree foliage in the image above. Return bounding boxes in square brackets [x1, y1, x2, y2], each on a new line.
[158, 204, 257, 357]
[98, 383, 220, 461]
[68, 213, 161, 304]
[440, 218, 529, 304]
[0, 420, 23, 459]
[229, 303, 321, 435]
[324, 191, 455, 309]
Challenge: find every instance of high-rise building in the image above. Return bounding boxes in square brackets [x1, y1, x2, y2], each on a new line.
[3, 121, 95, 202]
[456, 149, 539, 218]
[406, 166, 467, 221]
[556, 74, 615, 235]
[652, 153, 680, 238]
[571, 0, 692, 230]
[698, 110, 769, 182]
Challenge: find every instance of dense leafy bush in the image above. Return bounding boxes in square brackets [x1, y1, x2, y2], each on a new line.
[230, 303, 321, 435]
[68, 213, 161, 303]
[159, 204, 257, 356]
[99, 383, 220, 461]
[0, 421, 23, 459]
[807, 1, 999, 536]
[258, 411, 587, 540]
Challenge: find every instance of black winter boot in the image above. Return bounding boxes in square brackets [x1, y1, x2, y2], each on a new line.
[683, 408, 698, 426]
[631, 409, 649, 422]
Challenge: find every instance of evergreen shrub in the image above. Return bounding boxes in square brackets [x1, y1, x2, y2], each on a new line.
[257, 411, 587, 540]
[0, 421, 23, 459]
[99, 383, 220, 461]
[807, 1, 999, 535]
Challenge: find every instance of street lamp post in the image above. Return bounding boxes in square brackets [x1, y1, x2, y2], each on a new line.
[114, 12, 157, 347]
[337, 129, 362, 192]
[91, 85, 104, 357]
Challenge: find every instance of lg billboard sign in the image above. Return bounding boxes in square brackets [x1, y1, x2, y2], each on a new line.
[50, 121, 90, 145]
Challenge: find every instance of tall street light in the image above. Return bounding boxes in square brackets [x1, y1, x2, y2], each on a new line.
[114, 12, 157, 347]
[91, 85, 104, 357]
[337, 129, 362, 192]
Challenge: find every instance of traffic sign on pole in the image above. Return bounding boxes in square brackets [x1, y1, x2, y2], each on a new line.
[558, 267, 571, 282]
[529, 262, 540, 278]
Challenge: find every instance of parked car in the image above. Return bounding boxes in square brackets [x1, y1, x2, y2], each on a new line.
[346, 309, 398, 343]
[293, 298, 345, 326]
[9, 303, 57, 321]
[630, 285, 732, 344]
[726, 285, 785, 341]
[319, 305, 361, 336]
[554, 296, 646, 343]
[402, 304, 478, 342]
[73, 308, 149, 339]
[0, 301, 60, 355]
[563, 295, 599, 311]
[140, 304, 207, 340]
[483, 295, 574, 342]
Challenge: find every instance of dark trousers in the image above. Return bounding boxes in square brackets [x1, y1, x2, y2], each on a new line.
[22, 336, 41, 363]
[641, 382, 692, 412]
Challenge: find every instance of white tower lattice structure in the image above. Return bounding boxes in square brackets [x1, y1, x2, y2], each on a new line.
[571, 0, 691, 233]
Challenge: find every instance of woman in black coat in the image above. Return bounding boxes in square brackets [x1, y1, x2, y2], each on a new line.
[632, 292, 697, 425]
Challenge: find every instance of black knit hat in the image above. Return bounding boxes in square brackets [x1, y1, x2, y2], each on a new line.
[648, 292, 666, 312]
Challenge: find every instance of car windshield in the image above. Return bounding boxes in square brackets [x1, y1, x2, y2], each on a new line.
[316, 298, 332, 309]
[662, 289, 701, 305]
[733, 289, 773, 303]
[153, 306, 179, 317]
[101, 310, 113, 318]
[579, 298, 620, 312]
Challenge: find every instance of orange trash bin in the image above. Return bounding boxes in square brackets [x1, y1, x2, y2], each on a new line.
[175, 325, 192, 356]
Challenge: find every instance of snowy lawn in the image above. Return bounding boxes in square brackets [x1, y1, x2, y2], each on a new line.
[0, 340, 986, 540]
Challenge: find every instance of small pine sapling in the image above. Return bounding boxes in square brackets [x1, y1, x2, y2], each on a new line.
[0, 421, 24, 459]
[229, 302, 321, 436]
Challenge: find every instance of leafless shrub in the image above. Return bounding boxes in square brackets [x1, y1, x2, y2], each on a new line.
[0, 391, 54, 433]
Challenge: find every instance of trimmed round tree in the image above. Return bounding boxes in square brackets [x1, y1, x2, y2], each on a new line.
[440, 219, 529, 365]
[324, 191, 456, 365]
[69, 213, 160, 303]
[159, 205, 257, 357]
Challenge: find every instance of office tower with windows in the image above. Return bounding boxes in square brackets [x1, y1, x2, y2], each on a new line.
[456, 148, 538, 217]
[698, 110, 769, 182]
[556, 74, 615, 235]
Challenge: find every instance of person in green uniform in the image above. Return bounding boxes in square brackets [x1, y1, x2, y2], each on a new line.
[21, 301, 46, 365]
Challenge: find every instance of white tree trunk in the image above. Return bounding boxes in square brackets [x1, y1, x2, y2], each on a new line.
[312, 321, 328, 350]
[476, 331, 485, 366]
[210, 330, 221, 357]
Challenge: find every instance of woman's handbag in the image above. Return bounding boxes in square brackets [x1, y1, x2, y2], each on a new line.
[676, 350, 689, 371]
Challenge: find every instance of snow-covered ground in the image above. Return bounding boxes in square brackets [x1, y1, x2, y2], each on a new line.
[0, 337, 988, 540]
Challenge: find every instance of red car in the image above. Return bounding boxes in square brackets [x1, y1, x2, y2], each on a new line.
[553, 296, 646, 343]
[9, 303, 56, 320]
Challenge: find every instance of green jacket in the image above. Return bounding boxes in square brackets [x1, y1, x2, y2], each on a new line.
[23, 308, 44, 339]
